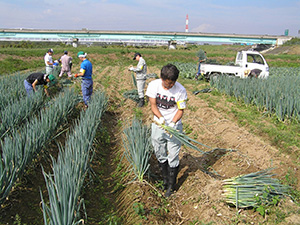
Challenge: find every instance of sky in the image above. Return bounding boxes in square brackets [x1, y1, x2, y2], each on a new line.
[0, 0, 299, 36]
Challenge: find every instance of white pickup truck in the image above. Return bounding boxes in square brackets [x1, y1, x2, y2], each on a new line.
[200, 50, 269, 80]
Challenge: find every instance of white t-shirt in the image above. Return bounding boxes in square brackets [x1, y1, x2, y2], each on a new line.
[146, 79, 187, 125]
[44, 53, 53, 66]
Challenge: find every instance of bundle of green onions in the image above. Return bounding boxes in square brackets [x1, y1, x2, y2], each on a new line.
[146, 73, 158, 79]
[222, 168, 289, 209]
[131, 72, 137, 88]
[123, 73, 139, 102]
[159, 124, 210, 154]
[123, 89, 139, 103]
[196, 49, 206, 60]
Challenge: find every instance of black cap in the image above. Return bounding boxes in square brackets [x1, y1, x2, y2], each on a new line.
[48, 48, 53, 53]
[133, 52, 141, 60]
[64, 50, 68, 54]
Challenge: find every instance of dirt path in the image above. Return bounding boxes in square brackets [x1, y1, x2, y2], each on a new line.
[94, 66, 300, 224]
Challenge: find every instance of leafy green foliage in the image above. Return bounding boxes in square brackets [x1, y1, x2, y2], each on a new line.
[283, 38, 300, 46]
[133, 202, 147, 220]
[254, 186, 281, 217]
[0, 57, 44, 75]
[196, 49, 206, 60]
[171, 62, 198, 79]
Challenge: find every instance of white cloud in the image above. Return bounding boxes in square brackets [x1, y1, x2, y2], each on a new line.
[79, 1, 88, 5]
[43, 9, 52, 15]
[191, 24, 213, 33]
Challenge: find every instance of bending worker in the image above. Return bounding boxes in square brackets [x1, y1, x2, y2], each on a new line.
[146, 64, 187, 197]
[74, 51, 93, 108]
[128, 52, 147, 107]
[24, 72, 56, 97]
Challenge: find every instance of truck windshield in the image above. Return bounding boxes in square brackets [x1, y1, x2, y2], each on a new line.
[247, 54, 264, 65]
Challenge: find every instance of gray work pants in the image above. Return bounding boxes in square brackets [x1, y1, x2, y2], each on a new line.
[46, 66, 53, 75]
[137, 78, 146, 98]
[151, 123, 183, 168]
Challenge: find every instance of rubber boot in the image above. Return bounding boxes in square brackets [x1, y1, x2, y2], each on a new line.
[158, 161, 169, 190]
[137, 97, 144, 107]
[165, 165, 179, 198]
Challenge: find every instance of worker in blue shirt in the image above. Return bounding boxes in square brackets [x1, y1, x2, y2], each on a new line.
[74, 51, 93, 108]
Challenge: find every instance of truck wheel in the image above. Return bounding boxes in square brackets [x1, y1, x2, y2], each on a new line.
[249, 69, 262, 78]
[210, 73, 219, 82]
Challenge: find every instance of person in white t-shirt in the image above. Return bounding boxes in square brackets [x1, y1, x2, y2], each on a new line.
[146, 63, 187, 197]
[44, 48, 54, 75]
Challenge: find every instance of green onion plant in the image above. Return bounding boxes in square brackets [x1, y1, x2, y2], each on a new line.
[40, 90, 108, 225]
[122, 118, 152, 182]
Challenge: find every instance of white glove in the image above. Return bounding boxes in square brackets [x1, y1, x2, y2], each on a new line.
[168, 122, 176, 128]
[158, 117, 165, 125]
[128, 67, 134, 71]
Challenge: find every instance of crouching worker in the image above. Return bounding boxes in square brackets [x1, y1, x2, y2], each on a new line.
[24, 72, 56, 97]
[145, 64, 187, 197]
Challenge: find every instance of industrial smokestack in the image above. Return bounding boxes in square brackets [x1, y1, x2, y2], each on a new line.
[185, 14, 189, 32]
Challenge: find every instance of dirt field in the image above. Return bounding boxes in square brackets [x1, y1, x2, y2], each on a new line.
[1, 46, 300, 224]
[88, 63, 300, 224]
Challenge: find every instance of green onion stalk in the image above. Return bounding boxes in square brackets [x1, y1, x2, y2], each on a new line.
[222, 168, 290, 208]
[40, 90, 108, 225]
[122, 118, 152, 182]
[123, 89, 139, 103]
[0, 89, 44, 139]
[159, 123, 210, 154]
[0, 89, 79, 205]
[131, 72, 137, 88]
[123, 73, 139, 102]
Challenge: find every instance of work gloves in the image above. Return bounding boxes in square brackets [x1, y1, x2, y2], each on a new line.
[158, 117, 176, 128]
[168, 122, 176, 128]
[158, 117, 165, 125]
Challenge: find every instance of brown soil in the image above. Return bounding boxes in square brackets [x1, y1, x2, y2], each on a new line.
[91, 65, 300, 224]
[1, 60, 300, 224]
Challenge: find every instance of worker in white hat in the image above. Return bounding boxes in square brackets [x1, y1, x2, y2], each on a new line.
[74, 51, 93, 108]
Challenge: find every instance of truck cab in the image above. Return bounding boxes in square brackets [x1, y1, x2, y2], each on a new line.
[201, 50, 269, 80]
[235, 51, 269, 79]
